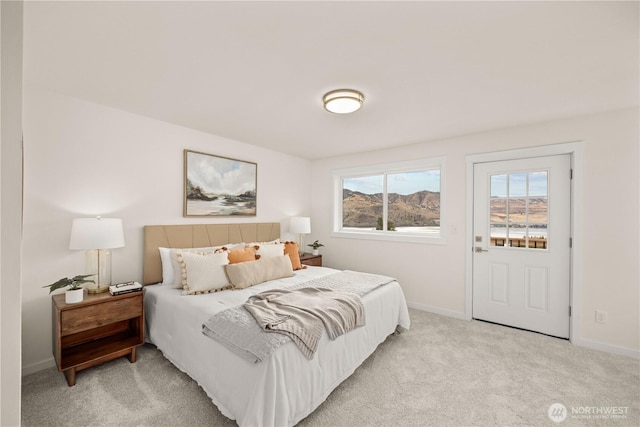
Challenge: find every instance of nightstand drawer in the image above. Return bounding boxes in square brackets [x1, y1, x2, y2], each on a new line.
[61, 294, 142, 335]
[300, 253, 322, 267]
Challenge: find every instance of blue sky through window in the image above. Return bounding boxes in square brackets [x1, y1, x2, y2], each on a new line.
[344, 170, 440, 195]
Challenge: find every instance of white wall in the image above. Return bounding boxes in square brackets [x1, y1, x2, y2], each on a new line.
[21, 89, 312, 374]
[311, 108, 639, 356]
[20, 96, 639, 377]
[1, 1, 23, 424]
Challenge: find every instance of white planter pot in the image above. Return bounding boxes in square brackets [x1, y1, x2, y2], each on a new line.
[65, 288, 84, 304]
[312, 249, 319, 256]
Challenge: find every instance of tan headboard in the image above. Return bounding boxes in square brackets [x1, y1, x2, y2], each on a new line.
[143, 222, 281, 285]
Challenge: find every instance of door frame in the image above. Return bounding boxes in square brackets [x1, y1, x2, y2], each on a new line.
[465, 141, 584, 343]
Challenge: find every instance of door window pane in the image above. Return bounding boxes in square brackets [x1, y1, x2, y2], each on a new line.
[529, 198, 548, 223]
[490, 223, 508, 247]
[509, 224, 527, 247]
[509, 173, 527, 197]
[528, 171, 548, 196]
[508, 198, 527, 223]
[490, 198, 507, 223]
[529, 226, 548, 249]
[491, 175, 507, 197]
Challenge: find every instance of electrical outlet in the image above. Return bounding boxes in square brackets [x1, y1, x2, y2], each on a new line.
[596, 310, 607, 324]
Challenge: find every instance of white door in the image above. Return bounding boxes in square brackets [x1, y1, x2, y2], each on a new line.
[472, 155, 571, 338]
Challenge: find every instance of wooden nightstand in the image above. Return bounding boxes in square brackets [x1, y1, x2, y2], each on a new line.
[300, 253, 322, 267]
[52, 290, 144, 386]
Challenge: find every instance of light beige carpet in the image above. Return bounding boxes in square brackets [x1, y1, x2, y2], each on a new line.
[22, 309, 640, 426]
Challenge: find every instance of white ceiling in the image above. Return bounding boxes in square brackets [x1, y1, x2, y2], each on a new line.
[23, 1, 639, 160]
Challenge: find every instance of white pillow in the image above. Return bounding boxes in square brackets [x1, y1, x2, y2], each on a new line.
[159, 247, 174, 285]
[255, 242, 285, 259]
[178, 251, 231, 295]
[159, 244, 242, 288]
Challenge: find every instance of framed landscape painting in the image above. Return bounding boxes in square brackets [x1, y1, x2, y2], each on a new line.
[184, 150, 257, 217]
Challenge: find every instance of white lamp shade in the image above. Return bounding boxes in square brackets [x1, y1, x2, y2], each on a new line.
[69, 217, 125, 250]
[289, 216, 311, 234]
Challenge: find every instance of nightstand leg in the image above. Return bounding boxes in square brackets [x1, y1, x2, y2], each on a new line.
[127, 347, 137, 363]
[63, 368, 76, 387]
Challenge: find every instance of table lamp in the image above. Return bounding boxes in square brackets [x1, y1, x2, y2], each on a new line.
[69, 216, 125, 293]
[289, 216, 311, 255]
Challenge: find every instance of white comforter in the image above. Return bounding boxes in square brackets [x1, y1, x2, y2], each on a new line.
[144, 266, 411, 427]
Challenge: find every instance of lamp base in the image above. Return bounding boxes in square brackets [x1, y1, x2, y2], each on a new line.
[85, 249, 112, 294]
[87, 285, 110, 294]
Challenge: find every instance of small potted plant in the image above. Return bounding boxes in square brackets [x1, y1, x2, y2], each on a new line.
[307, 240, 324, 256]
[43, 274, 95, 304]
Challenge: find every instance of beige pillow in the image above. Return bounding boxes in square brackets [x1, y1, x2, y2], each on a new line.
[178, 251, 231, 295]
[225, 255, 294, 290]
[161, 244, 242, 288]
[169, 247, 221, 288]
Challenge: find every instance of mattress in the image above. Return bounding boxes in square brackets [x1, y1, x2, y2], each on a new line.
[144, 266, 411, 426]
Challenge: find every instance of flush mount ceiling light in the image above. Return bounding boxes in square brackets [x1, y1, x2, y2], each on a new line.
[322, 89, 364, 114]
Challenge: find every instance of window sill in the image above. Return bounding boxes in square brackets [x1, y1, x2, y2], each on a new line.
[331, 230, 446, 245]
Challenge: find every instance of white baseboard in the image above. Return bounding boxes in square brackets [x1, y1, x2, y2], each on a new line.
[407, 301, 467, 320]
[572, 337, 640, 360]
[22, 357, 55, 376]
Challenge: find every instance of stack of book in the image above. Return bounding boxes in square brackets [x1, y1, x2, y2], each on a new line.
[109, 281, 143, 296]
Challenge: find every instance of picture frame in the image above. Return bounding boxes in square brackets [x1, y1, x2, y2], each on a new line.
[184, 149, 257, 217]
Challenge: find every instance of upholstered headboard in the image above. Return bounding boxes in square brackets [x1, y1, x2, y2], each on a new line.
[143, 222, 281, 285]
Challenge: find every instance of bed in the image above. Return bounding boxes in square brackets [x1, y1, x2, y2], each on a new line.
[143, 223, 411, 426]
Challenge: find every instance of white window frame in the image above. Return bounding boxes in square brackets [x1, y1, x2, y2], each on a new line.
[331, 157, 446, 245]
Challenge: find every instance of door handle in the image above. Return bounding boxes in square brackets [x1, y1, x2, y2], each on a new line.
[474, 247, 488, 253]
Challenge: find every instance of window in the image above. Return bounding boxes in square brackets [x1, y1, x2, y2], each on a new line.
[333, 158, 445, 244]
[489, 170, 548, 250]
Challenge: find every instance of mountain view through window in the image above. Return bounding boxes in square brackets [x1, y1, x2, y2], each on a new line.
[342, 169, 441, 235]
